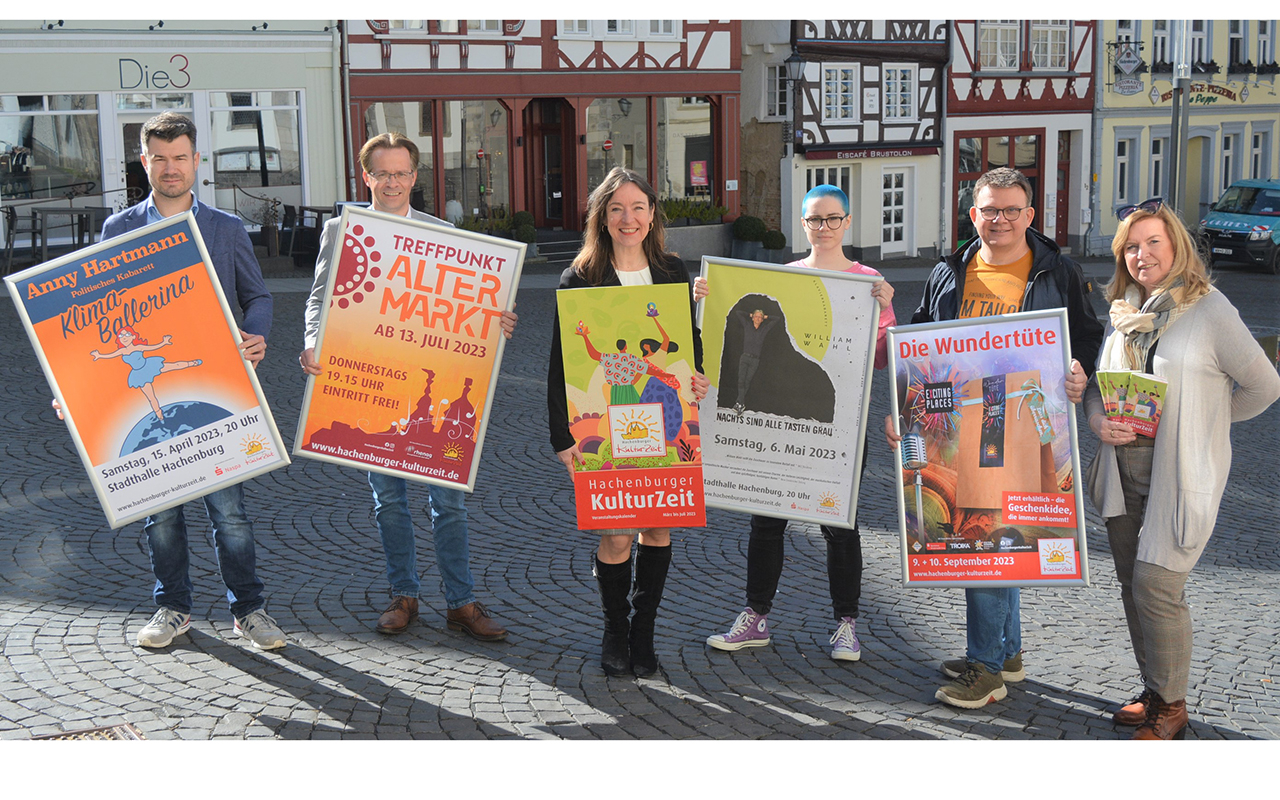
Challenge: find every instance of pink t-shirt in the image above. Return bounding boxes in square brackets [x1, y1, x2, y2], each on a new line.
[787, 259, 895, 369]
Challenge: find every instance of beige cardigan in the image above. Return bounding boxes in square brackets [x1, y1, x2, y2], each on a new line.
[1084, 288, 1280, 573]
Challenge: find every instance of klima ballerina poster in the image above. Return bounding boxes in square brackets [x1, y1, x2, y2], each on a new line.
[555, 283, 705, 530]
[888, 309, 1089, 587]
[5, 212, 289, 529]
[295, 206, 524, 491]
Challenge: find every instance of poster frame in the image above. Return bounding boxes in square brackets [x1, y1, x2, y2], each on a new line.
[887, 308, 1090, 588]
[4, 211, 290, 529]
[293, 205, 525, 492]
[696, 255, 880, 529]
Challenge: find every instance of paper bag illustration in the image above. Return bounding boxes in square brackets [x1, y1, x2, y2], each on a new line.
[955, 369, 1057, 509]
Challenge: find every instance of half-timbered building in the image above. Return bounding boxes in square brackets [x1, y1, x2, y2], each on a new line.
[784, 19, 948, 261]
[947, 20, 1096, 253]
[345, 20, 741, 231]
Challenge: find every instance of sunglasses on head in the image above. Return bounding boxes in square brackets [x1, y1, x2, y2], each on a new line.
[1117, 197, 1163, 221]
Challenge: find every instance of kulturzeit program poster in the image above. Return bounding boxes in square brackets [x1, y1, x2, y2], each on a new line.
[295, 206, 524, 491]
[888, 309, 1089, 587]
[5, 212, 289, 529]
[696, 256, 879, 528]
[555, 283, 705, 530]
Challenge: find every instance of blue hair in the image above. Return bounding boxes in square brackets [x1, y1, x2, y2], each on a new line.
[802, 184, 850, 217]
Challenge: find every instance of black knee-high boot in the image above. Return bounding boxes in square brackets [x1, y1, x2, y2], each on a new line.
[629, 544, 672, 677]
[595, 555, 632, 676]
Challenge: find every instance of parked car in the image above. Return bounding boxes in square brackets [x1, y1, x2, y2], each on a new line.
[1199, 179, 1280, 274]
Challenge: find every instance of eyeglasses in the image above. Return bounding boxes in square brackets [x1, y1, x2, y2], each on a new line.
[369, 170, 416, 182]
[976, 206, 1030, 221]
[1117, 197, 1163, 221]
[802, 215, 848, 230]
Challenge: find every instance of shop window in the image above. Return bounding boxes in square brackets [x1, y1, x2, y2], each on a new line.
[208, 91, 303, 217]
[656, 97, 712, 200]
[954, 131, 1043, 245]
[586, 97, 648, 196]
[0, 93, 102, 203]
[442, 100, 509, 224]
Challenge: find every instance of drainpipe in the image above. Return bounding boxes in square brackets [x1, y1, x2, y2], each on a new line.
[341, 21, 357, 200]
[331, 22, 346, 203]
[1084, 24, 1104, 256]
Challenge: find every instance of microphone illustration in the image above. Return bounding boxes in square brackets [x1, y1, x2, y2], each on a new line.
[901, 425, 929, 544]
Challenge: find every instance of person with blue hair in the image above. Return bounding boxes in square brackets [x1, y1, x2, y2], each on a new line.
[695, 184, 895, 662]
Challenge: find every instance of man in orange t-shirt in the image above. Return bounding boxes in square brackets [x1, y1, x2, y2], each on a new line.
[886, 167, 1103, 709]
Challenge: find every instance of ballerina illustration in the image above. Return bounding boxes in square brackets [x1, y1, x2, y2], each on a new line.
[91, 325, 202, 421]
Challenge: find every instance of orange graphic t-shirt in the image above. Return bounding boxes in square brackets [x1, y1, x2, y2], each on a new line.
[957, 250, 1034, 319]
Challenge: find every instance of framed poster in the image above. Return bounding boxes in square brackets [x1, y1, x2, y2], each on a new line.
[888, 309, 1089, 587]
[295, 206, 525, 491]
[4, 212, 289, 529]
[555, 283, 705, 530]
[696, 256, 879, 527]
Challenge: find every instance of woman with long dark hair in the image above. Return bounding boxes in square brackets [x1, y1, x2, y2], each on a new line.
[547, 167, 708, 677]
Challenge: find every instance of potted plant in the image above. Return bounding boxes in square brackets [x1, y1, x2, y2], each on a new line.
[514, 223, 538, 257]
[761, 229, 788, 263]
[511, 210, 535, 230]
[731, 214, 767, 260]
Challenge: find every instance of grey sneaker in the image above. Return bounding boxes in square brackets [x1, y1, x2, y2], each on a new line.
[829, 617, 861, 662]
[136, 607, 191, 648]
[234, 610, 286, 650]
[941, 650, 1024, 682]
[936, 661, 1007, 709]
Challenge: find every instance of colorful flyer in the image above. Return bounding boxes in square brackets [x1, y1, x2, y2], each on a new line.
[4, 212, 289, 529]
[295, 206, 525, 491]
[555, 283, 705, 530]
[888, 309, 1089, 587]
[696, 257, 879, 528]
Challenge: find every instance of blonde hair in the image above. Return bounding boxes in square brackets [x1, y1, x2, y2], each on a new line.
[572, 167, 671, 286]
[1107, 203, 1212, 303]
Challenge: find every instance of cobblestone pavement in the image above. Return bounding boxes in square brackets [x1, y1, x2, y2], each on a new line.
[1, 253, 1277, 742]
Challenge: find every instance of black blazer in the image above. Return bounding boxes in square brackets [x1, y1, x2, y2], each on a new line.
[546, 255, 704, 452]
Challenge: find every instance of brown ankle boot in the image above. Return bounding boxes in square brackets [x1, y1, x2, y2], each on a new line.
[376, 596, 419, 634]
[1113, 687, 1155, 726]
[446, 601, 508, 641]
[1132, 694, 1187, 740]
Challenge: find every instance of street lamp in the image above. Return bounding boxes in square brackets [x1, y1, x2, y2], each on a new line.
[783, 52, 806, 151]
[618, 97, 632, 118]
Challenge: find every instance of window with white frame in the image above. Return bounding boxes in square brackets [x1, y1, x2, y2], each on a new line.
[882, 64, 917, 121]
[1222, 133, 1239, 192]
[806, 165, 851, 197]
[1116, 20, 1135, 42]
[1191, 20, 1207, 63]
[980, 20, 1021, 69]
[1229, 21, 1246, 64]
[390, 20, 424, 30]
[1252, 132, 1267, 178]
[1151, 138, 1166, 197]
[1261, 21, 1275, 64]
[821, 65, 859, 122]
[765, 64, 788, 119]
[467, 20, 501, 34]
[649, 20, 675, 36]
[606, 20, 633, 36]
[1152, 20, 1170, 64]
[560, 20, 589, 36]
[436, 21, 459, 34]
[1116, 138, 1132, 204]
[1031, 20, 1069, 69]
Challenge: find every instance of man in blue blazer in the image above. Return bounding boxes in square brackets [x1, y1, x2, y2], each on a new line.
[102, 112, 286, 651]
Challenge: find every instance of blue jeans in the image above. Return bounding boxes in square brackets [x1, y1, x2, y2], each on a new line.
[368, 472, 475, 610]
[965, 587, 1021, 674]
[143, 483, 265, 618]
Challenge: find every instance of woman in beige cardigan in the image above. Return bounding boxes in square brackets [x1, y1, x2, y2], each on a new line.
[1084, 200, 1280, 740]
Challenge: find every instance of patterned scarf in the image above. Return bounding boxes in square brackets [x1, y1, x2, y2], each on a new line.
[1103, 278, 1200, 371]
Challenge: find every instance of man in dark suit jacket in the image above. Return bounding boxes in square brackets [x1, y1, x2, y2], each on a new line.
[102, 112, 286, 652]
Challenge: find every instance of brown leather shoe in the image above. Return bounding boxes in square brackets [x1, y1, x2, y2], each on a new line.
[1132, 695, 1188, 740]
[1113, 687, 1155, 726]
[446, 601, 508, 641]
[375, 596, 419, 634]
